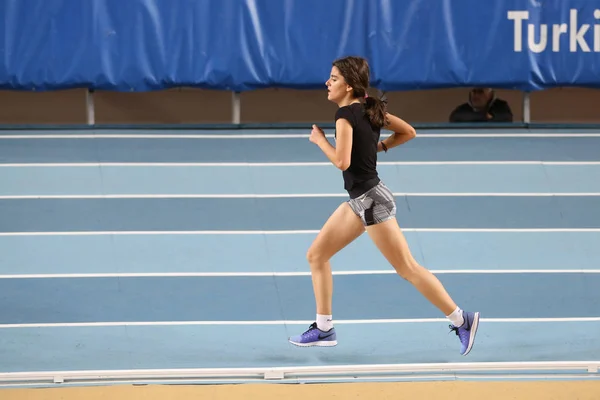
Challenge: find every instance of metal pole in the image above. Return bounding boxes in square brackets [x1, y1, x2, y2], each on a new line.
[522, 92, 531, 123]
[86, 89, 95, 125]
[232, 91, 241, 124]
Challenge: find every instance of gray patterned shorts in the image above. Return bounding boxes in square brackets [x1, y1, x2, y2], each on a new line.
[347, 181, 397, 226]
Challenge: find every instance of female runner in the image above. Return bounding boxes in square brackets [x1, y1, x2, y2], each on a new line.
[288, 56, 480, 356]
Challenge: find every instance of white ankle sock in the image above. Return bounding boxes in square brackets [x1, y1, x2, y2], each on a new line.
[446, 307, 464, 327]
[316, 314, 333, 331]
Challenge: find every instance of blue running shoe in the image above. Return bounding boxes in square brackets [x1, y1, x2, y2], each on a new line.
[288, 322, 337, 347]
[449, 311, 480, 356]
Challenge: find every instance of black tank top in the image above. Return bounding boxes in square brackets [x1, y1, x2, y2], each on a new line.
[334, 102, 381, 199]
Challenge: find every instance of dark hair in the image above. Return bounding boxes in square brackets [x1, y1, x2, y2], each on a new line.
[332, 56, 388, 128]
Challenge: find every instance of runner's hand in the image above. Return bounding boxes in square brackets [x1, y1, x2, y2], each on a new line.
[309, 124, 326, 145]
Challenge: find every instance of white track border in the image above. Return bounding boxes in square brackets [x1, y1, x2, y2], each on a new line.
[0, 361, 598, 386]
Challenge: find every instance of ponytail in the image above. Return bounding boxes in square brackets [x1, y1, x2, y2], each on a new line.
[363, 93, 388, 128]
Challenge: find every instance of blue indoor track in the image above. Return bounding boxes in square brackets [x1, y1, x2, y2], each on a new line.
[0, 128, 599, 386]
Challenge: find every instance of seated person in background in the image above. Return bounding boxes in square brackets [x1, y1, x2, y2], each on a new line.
[449, 88, 513, 122]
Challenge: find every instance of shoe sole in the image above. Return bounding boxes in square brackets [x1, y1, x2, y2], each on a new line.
[462, 312, 480, 356]
[288, 339, 338, 347]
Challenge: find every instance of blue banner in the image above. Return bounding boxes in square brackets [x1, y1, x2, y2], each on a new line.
[1, 0, 599, 92]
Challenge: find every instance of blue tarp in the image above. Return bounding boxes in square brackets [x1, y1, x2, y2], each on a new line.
[1, 0, 599, 92]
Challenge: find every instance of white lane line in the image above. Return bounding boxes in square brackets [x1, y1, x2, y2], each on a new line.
[0, 228, 599, 236]
[1, 161, 600, 167]
[1, 133, 600, 139]
[0, 269, 598, 279]
[1, 317, 599, 328]
[0, 192, 599, 199]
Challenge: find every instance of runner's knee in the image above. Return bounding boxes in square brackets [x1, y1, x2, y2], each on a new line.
[306, 246, 328, 267]
[394, 257, 419, 281]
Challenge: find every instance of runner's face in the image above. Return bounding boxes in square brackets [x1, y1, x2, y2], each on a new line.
[326, 66, 351, 103]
